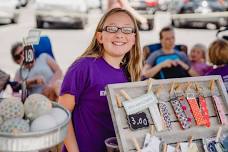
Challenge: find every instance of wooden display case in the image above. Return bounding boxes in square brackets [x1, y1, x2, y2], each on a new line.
[105, 76, 228, 152]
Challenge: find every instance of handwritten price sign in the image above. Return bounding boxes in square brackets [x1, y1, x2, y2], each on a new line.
[127, 112, 149, 130]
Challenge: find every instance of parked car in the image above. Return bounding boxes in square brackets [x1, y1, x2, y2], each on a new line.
[0, 0, 19, 24]
[129, 0, 158, 15]
[35, 0, 88, 29]
[171, 0, 228, 29]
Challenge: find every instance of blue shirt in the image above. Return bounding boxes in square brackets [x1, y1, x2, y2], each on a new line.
[146, 49, 190, 79]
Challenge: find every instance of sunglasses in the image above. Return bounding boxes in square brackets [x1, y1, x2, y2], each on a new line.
[13, 50, 23, 61]
[102, 26, 135, 34]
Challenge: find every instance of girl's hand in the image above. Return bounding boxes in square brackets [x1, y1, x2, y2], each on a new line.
[26, 75, 45, 87]
[42, 85, 57, 101]
[175, 60, 190, 70]
[35, 75, 45, 85]
[160, 60, 177, 69]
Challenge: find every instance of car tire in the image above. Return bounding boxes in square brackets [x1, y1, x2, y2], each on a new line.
[21, 3, 28, 7]
[74, 20, 85, 29]
[16, 5, 20, 9]
[36, 19, 43, 28]
[21, 1, 28, 7]
[147, 18, 153, 30]
[11, 17, 18, 24]
[172, 19, 182, 28]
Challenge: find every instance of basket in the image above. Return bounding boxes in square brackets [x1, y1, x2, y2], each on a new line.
[0, 69, 10, 92]
[0, 102, 71, 152]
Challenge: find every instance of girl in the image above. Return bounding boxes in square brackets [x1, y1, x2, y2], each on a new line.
[206, 39, 228, 92]
[189, 43, 212, 76]
[58, 8, 142, 152]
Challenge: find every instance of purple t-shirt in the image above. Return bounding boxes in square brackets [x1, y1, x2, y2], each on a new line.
[60, 57, 128, 152]
[206, 65, 228, 92]
[191, 62, 212, 76]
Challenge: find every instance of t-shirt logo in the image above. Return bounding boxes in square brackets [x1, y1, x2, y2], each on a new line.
[100, 90, 106, 96]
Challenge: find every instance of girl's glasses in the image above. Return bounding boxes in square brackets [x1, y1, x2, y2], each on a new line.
[13, 50, 23, 61]
[102, 26, 135, 34]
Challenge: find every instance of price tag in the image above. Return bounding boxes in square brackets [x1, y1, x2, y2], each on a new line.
[122, 93, 158, 115]
[123, 93, 164, 131]
[180, 142, 199, 152]
[127, 112, 149, 130]
[23, 45, 34, 64]
[26, 29, 41, 45]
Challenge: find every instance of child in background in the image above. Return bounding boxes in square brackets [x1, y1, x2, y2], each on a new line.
[189, 43, 212, 76]
[206, 39, 228, 92]
[58, 8, 142, 152]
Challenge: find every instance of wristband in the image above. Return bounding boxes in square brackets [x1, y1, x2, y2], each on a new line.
[186, 93, 205, 126]
[149, 104, 164, 131]
[178, 95, 195, 127]
[170, 98, 191, 129]
[159, 102, 172, 130]
[212, 95, 228, 125]
[199, 96, 210, 127]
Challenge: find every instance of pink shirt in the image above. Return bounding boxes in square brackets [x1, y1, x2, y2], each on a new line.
[191, 62, 213, 76]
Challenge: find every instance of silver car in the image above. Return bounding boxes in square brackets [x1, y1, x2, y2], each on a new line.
[0, 0, 19, 24]
[35, 0, 88, 29]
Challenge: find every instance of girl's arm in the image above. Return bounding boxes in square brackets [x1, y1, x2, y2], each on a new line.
[176, 60, 199, 76]
[142, 63, 162, 78]
[58, 94, 80, 152]
[142, 60, 176, 78]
